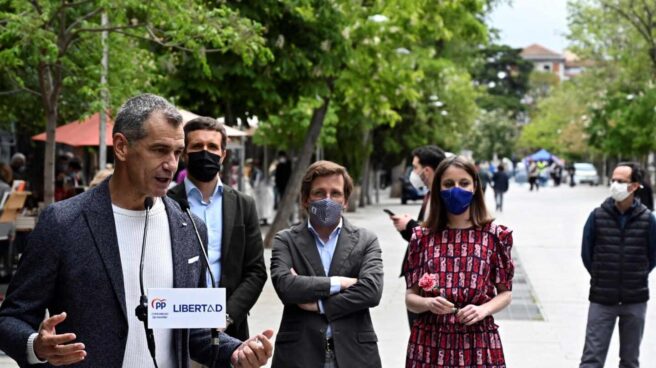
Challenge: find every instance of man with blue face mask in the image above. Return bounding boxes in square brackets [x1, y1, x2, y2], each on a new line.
[580, 162, 656, 368]
[270, 160, 383, 368]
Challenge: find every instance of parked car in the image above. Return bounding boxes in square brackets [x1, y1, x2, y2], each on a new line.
[400, 167, 427, 204]
[574, 162, 600, 186]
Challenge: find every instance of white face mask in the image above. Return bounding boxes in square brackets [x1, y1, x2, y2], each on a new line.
[610, 181, 631, 202]
[409, 170, 425, 191]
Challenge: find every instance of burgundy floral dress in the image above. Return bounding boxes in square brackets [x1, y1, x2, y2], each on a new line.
[404, 222, 514, 368]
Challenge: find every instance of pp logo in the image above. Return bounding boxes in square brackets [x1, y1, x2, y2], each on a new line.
[151, 298, 167, 310]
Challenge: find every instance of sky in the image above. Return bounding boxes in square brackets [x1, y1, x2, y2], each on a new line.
[489, 0, 570, 53]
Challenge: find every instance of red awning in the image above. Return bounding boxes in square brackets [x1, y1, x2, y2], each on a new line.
[32, 112, 114, 147]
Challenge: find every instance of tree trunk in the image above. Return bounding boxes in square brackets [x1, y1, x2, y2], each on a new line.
[38, 61, 59, 205]
[347, 185, 360, 212]
[264, 97, 331, 247]
[44, 109, 57, 205]
[358, 130, 372, 208]
[650, 46, 656, 77]
[359, 158, 370, 208]
[99, 11, 109, 171]
[225, 101, 235, 125]
[390, 162, 405, 198]
[366, 163, 373, 205]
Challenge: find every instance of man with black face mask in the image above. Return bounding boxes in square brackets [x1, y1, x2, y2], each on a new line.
[168, 116, 267, 342]
[269, 160, 383, 368]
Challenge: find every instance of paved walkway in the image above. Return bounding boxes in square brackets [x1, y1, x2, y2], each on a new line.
[2, 182, 655, 367]
[249, 182, 656, 367]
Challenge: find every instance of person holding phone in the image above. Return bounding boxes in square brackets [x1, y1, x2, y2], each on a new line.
[387, 145, 446, 329]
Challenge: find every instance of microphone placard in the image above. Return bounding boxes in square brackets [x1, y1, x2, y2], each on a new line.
[147, 288, 226, 329]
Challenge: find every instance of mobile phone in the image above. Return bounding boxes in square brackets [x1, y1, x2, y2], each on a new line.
[383, 208, 395, 216]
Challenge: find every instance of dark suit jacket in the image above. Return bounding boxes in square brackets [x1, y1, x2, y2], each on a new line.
[0, 179, 241, 367]
[168, 182, 267, 341]
[399, 192, 429, 276]
[270, 219, 383, 368]
[492, 171, 510, 193]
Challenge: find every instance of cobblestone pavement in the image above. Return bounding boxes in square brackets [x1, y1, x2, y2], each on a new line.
[3, 181, 655, 367]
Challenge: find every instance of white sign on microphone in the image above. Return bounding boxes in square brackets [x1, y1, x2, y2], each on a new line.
[147, 288, 226, 329]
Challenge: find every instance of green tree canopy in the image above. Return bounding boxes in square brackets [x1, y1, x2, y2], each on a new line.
[470, 44, 534, 114]
[567, 0, 656, 157]
[518, 79, 591, 159]
[0, 0, 269, 203]
[468, 109, 518, 160]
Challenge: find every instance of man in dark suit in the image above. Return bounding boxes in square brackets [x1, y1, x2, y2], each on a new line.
[168, 116, 267, 341]
[0, 94, 272, 367]
[270, 160, 383, 368]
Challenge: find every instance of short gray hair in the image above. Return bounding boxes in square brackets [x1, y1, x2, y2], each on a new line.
[113, 93, 183, 142]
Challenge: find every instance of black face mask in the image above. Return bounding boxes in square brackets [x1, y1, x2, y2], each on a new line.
[186, 150, 222, 182]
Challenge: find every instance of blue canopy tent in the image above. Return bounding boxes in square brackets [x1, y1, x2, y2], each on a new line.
[529, 149, 552, 162]
[524, 149, 564, 165]
[520, 149, 565, 186]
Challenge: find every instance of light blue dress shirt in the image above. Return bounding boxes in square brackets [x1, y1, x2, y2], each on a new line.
[307, 219, 343, 338]
[185, 177, 223, 287]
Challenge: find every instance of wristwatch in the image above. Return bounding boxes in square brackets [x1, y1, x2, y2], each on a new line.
[226, 314, 234, 327]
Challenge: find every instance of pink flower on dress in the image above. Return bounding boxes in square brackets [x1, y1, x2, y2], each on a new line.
[418, 273, 439, 292]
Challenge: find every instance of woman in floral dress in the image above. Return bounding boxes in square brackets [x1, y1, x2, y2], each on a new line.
[404, 156, 514, 368]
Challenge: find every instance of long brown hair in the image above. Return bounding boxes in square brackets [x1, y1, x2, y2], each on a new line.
[423, 155, 493, 232]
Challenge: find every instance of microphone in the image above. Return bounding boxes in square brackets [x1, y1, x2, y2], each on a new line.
[176, 198, 220, 364]
[135, 197, 158, 368]
[177, 198, 216, 288]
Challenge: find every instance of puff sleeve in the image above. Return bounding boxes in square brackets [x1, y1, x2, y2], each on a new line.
[404, 227, 428, 288]
[490, 224, 514, 291]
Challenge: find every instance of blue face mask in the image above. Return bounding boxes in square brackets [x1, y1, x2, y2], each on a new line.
[440, 187, 474, 215]
[308, 198, 343, 228]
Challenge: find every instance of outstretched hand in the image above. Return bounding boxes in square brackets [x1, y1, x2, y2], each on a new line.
[390, 214, 412, 231]
[231, 329, 274, 368]
[34, 312, 86, 366]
